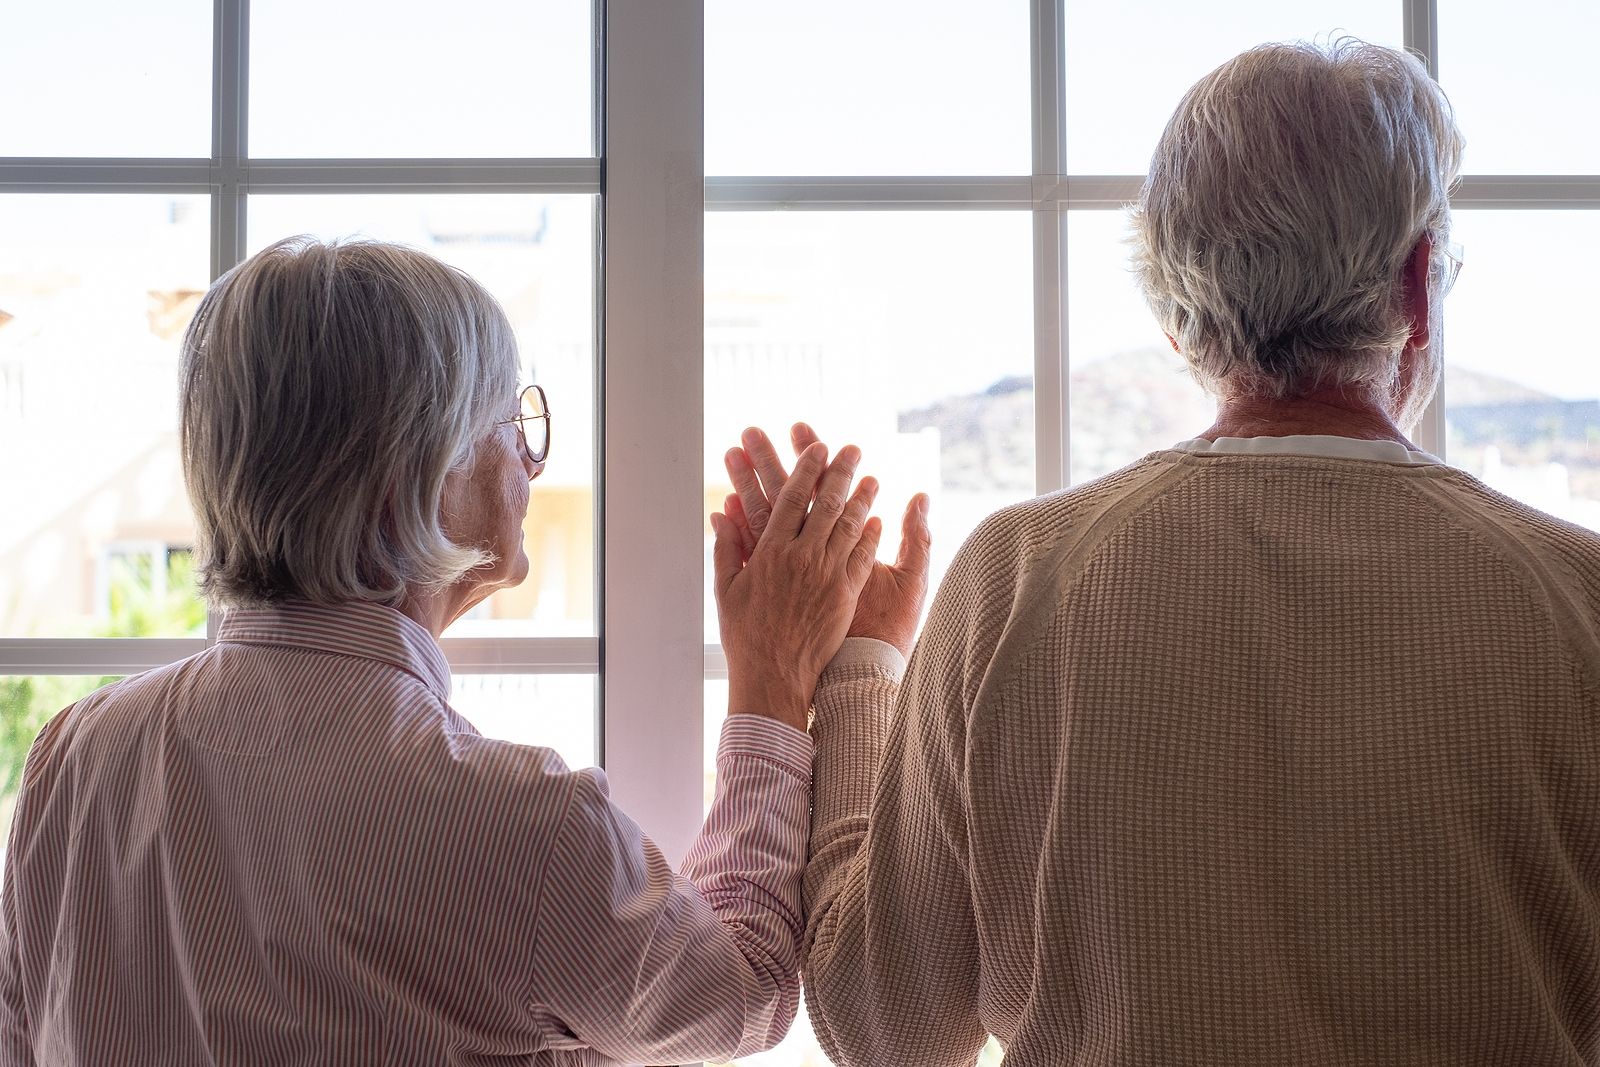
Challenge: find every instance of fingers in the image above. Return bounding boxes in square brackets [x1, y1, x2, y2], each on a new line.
[799, 445, 861, 543]
[826, 475, 878, 565]
[765, 441, 829, 539]
[895, 493, 933, 583]
[742, 427, 793, 505]
[846, 516, 885, 589]
[725, 447, 774, 541]
[723, 494, 757, 561]
[790, 422, 821, 456]
[709, 512, 744, 599]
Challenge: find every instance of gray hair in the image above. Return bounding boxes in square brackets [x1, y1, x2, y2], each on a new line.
[1131, 39, 1463, 399]
[180, 236, 518, 608]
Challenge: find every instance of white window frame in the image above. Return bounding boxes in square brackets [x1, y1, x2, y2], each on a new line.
[5, 0, 1600, 875]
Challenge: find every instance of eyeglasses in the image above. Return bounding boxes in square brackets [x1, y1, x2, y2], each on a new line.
[500, 384, 551, 467]
[1440, 241, 1465, 297]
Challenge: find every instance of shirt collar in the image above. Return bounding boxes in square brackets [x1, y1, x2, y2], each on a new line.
[1170, 434, 1441, 466]
[217, 600, 451, 699]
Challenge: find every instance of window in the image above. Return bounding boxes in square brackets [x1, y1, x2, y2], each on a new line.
[696, 4, 1597, 1066]
[0, 0, 606, 854]
[4, 3, 1597, 1065]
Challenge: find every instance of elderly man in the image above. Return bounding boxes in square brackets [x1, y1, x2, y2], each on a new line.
[716, 39, 1600, 1066]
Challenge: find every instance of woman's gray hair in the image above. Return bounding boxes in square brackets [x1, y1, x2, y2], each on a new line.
[180, 236, 519, 607]
[1131, 39, 1463, 399]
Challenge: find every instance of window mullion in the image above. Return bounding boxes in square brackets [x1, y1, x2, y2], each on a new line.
[1032, 0, 1068, 492]
[600, 0, 705, 869]
[204, 0, 248, 644]
[1403, 0, 1445, 458]
[210, 0, 248, 281]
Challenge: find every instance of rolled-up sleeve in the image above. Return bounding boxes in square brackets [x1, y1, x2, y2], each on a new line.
[527, 715, 812, 1065]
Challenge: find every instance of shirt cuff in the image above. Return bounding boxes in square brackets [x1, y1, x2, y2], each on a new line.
[718, 714, 814, 780]
[822, 637, 907, 681]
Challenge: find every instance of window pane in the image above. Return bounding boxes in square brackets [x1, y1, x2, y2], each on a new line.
[1066, 212, 1215, 484]
[246, 194, 598, 637]
[1063, 5, 1402, 174]
[451, 674, 596, 770]
[1443, 212, 1599, 531]
[706, 1, 1030, 176]
[1, 676, 119, 859]
[250, 0, 592, 158]
[704, 212, 1034, 642]
[0, 2, 210, 157]
[1439, 2, 1600, 174]
[0, 195, 209, 638]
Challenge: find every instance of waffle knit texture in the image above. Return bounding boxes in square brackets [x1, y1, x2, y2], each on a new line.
[803, 445, 1600, 1067]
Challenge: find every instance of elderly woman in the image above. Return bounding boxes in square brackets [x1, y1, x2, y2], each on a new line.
[735, 39, 1600, 1067]
[0, 237, 885, 1065]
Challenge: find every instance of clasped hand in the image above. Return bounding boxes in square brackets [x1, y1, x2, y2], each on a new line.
[709, 424, 931, 733]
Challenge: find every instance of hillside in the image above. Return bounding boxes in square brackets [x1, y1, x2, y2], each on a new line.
[899, 348, 1581, 491]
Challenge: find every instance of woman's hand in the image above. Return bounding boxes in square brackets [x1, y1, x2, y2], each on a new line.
[709, 441, 882, 732]
[721, 424, 932, 660]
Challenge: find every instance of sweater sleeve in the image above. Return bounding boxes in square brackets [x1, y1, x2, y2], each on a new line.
[527, 715, 813, 1065]
[802, 565, 997, 1067]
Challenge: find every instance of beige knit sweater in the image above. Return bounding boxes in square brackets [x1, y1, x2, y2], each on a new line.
[803, 438, 1600, 1067]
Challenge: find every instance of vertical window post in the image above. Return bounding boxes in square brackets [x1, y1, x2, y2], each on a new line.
[601, 0, 707, 865]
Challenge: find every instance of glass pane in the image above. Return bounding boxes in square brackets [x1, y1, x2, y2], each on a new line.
[1063, 4, 1402, 174]
[0, 2, 210, 157]
[1443, 212, 1599, 531]
[450, 674, 596, 770]
[250, 0, 592, 158]
[246, 195, 598, 637]
[0, 195, 209, 637]
[1439, 2, 1600, 174]
[706, 1, 1030, 176]
[704, 212, 1035, 643]
[1066, 212, 1215, 484]
[1, 676, 119, 860]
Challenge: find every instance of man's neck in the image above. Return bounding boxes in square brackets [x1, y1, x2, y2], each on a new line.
[1199, 386, 1416, 449]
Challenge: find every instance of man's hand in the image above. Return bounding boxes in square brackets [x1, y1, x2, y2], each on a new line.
[722, 424, 932, 659]
[709, 442, 882, 732]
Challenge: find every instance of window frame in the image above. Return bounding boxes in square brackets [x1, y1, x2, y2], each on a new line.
[5, 0, 1600, 874]
[0, 0, 614, 806]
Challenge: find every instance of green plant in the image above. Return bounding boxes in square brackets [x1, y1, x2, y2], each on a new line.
[0, 553, 202, 844]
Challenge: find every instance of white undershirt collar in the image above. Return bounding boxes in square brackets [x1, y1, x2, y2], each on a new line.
[1171, 434, 1441, 465]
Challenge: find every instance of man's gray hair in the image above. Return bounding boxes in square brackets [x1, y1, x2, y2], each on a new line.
[1131, 39, 1463, 398]
[180, 236, 518, 607]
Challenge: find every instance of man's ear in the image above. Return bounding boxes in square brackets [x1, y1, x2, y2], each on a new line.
[1165, 332, 1181, 354]
[1403, 234, 1432, 352]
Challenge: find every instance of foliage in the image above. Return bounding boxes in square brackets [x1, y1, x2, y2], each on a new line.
[0, 554, 203, 836]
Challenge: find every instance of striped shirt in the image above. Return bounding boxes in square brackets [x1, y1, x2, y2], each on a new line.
[0, 600, 813, 1066]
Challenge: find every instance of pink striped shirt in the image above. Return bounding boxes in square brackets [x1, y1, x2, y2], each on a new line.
[0, 600, 813, 1066]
